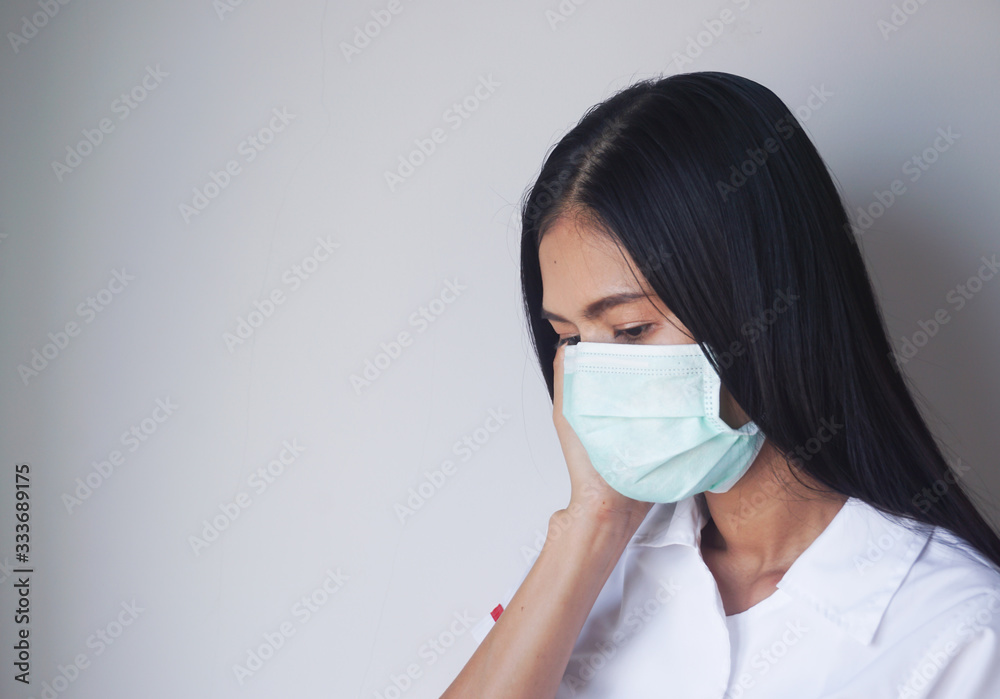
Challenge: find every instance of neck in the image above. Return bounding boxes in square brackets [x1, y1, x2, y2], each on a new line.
[699, 439, 848, 570]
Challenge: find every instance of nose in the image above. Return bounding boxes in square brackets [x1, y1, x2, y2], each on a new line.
[575, 332, 617, 344]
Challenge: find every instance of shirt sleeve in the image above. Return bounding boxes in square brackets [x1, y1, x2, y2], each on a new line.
[470, 556, 535, 645]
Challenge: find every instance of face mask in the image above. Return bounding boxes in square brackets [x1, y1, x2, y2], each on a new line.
[561, 340, 765, 503]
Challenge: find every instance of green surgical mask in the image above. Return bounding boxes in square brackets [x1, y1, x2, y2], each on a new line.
[561, 340, 765, 503]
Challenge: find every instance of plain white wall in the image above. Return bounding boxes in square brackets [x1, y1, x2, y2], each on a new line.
[1, 0, 998, 696]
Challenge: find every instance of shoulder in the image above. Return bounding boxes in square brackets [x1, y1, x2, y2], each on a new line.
[905, 524, 1000, 631]
[846, 498, 1000, 603]
[877, 511, 1000, 659]
[844, 504, 1000, 696]
[821, 498, 1000, 644]
[890, 530, 1000, 698]
[903, 520, 1000, 609]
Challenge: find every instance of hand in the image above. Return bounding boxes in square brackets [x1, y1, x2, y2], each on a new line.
[552, 343, 653, 525]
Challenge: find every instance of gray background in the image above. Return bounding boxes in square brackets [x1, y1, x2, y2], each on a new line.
[1, 0, 998, 696]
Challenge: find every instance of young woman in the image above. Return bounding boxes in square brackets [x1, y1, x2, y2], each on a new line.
[443, 71, 1000, 698]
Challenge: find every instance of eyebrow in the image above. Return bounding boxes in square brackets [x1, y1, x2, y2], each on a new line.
[540, 291, 652, 323]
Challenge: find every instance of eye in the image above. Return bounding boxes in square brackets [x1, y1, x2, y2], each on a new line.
[616, 324, 651, 343]
[553, 324, 651, 349]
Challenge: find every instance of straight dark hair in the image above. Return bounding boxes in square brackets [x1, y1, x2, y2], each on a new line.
[518, 71, 1000, 570]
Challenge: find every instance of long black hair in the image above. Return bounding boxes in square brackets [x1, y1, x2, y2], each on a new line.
[518, 71, 1000, 570]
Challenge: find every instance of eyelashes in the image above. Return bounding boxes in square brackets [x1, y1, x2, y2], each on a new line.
[554, 324, 652, 349]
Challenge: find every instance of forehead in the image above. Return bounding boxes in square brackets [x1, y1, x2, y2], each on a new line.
[539, 215, 645, 288]
[538, 215, 664, 317]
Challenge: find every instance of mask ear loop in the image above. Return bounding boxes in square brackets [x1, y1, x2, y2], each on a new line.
[697, 347, 767, 493]
[698, 351, 760, 436]
[706, 427, 768, 493]
[700, 356, 729, 434]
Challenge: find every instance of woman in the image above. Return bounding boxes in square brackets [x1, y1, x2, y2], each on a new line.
[443, 72, 1000, 698]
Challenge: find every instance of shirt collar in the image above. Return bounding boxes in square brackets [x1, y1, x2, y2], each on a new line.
[630, 491, 710, 549]
[629, 494, 933, 645]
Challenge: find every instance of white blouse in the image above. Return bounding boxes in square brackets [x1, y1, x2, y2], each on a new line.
[471, 494, 1000, 698]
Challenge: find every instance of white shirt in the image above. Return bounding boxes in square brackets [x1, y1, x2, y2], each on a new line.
[472, 494, 1000, 698]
